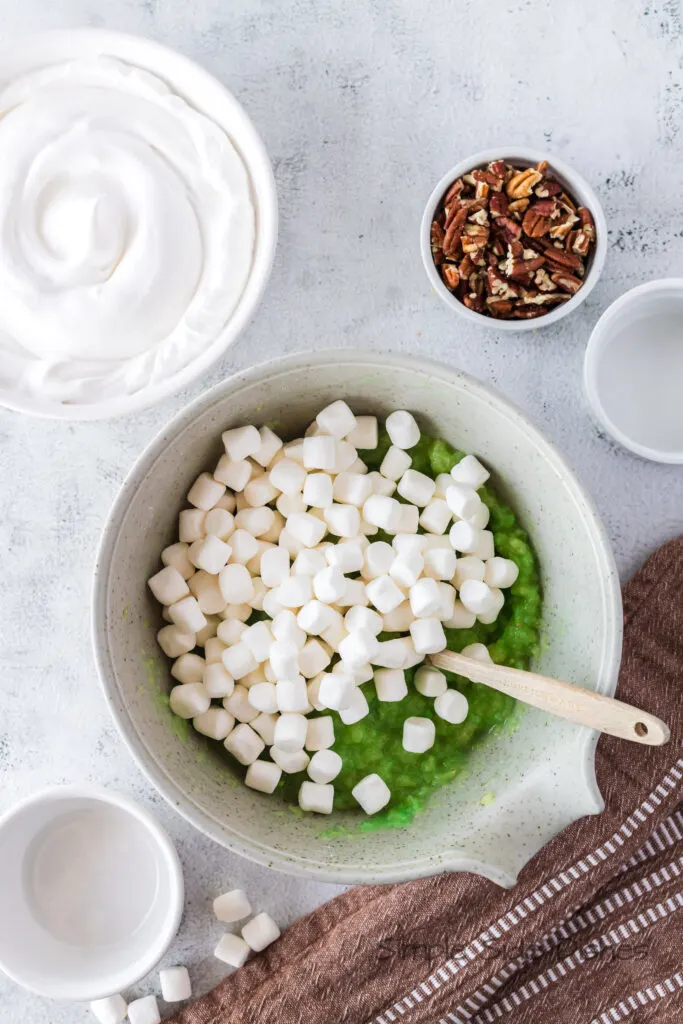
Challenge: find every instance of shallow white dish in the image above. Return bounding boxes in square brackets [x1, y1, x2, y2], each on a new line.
[0, 785, 183, 1001]
[584, 278, 683, 463]
[93, 350, 622, 887]
[420, 146, 607, 331]
[0, 29, 277, 420]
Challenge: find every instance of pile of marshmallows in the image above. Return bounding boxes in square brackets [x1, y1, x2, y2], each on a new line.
[89, 888, 278, 1024]
[148, 401, 519, 817]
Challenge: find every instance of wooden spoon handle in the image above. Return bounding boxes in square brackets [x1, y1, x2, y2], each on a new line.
[429, 650, 670, 746]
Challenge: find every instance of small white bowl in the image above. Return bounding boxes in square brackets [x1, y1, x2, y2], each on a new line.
[420, 146, 607, 331]
[0, 29, 277, 420]
[584, 279, 683, 463]
[0, 785, 183, 1001]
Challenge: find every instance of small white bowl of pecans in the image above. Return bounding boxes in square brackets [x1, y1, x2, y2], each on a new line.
[421, 147, 607, 330]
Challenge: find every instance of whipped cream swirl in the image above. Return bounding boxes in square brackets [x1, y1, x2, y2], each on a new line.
[0, 57, 255, 406]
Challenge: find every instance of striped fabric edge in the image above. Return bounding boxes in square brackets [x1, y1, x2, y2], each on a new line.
[444, 891, 683, 1024]
[590, 971, 683, 1024]
[371, 758, 683, 1024]
[446, 853, 683, 1021]
[617, 806, 682, 874]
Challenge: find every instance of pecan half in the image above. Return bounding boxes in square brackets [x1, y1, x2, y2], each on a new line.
[522, 209, 551, 238]
[506, 168, 542, 199]
[441, 263, 460, 289]
[551, 271, 583, 294]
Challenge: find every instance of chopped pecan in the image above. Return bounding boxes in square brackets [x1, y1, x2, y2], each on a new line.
[488, 160, 508, 177]
[513, 303, 547, 319]
[442, 207, 468, 256]
[543, 245, 583, 271]
[489, 192, 509, 218]
[534, 179, 562, 198]
[475, 180, 489, 200]
[497, 216, 523, 243]
[487, 298, 515, 317]
[508, 198, 530, 216]
[534, 267, 556, 292]
[472, 168, 504, 190]
[536, 160, 549, 175]
[463, 292, 485, 313]
[571, 230, 591, 256]
[522, 209, 551, 238]
[533, 291, 571, 306]
[551, 271, 583, 294]
[458, 254, 475, 279]
[469, 208, 489, 226]
[487, 267, 519, 299]
[506, 168, 542, 199]
[431, 221, 445, 249]
[440, 263, 460, 289]
[461, 223, 490, 255]
[549, 209, 579, 240]
[444, 178, 464, 205]
[559, 191, 577, 213]
[578, 207, 596, 240]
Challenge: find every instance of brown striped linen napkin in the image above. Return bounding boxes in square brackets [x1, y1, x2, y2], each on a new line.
[168, 538, 683, 1024]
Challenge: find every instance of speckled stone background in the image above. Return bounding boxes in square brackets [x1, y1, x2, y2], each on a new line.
[1, 1, 683, 1021]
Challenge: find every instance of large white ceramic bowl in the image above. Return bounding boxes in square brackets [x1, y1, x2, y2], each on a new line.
[0, 30, 277, 420]
[93, 351, 622, 886]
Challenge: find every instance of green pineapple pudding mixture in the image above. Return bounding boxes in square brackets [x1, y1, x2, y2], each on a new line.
[150, 404, 542, 829]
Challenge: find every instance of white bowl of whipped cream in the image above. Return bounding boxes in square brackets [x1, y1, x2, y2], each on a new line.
[0, 30, 277, 419]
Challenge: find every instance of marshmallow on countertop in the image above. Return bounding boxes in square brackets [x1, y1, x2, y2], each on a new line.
[90, 995, 128, 1024]
[159, 966, 192, 1003]
[214, 932, 250, 968]
[126, 996, 161, 1024]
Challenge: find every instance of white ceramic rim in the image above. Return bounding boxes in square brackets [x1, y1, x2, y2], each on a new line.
[0, 28, 278, 421]
[584, 277, 683, 464]
[92, 350, 622, 884]
[0, 784, 184, 1001]
[420, 146, 608, 331]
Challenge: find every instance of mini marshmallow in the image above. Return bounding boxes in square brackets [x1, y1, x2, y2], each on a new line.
[245, 759, 282, 794]
[306, 674, 326, 712]
[219, 563, 255, 605]
[397, 469, 435, 507]
[202, 659, 235, 700]
[188, 535, 232, 574]
[297, 599, 336, 635]
[278, 527, 305, 557]
[445, 484, 482, 522]
[485, 556, 519, 589]
[375, 668, 408, 701]
[346, 414, 378, 449]
[333, 472, 373, 506]
[214, 932, 250, 968]
[305, 715, 335, 751]
[241, 666, 267, 688]
[409, 577, 441, 618]
[260, 547, 290, 590]
[246, 539, 272, 575]
[414, 665, 447, 697]
[318, 672, 356, 710]
[435, 689, 469, 724]
[287, 512, 327, 548]
[302, 435, 336, 471]
[323, 503, 361, 538]
[392, 533, 428, 555]
[436, 582, 456, 622]
[270, 745, 310, 773]
[332, 440, 357, 474]
[450, 454, 490, 489]
[298, 779, 334, 814]
[235, 506, 275, 538]
[217, 619, 247, 645]
[169, 596, 207, 634]
[362, 541, 395, 580]
[148, 566, 190, 606]
[276, 491, 307, 517]
[242, 621, 273, 663]
[320, 617, 348, 652]
[472, 530, 495, 561]
[316, 399, 357, 439]
[453, 555, 486, 587]
[380, 445, 412, 481]
[189, 572, 227, 615]
[224, 684, 259, 723]
[195, 708, 235, 744]
[252, 712, 277, 745]
[274, 712, 308, 752]
[476, 587, 505, 624]
[214, 888, 252, 923]
[371, 637, 411, 669]
[423, 546, 457, 581]
[161, 542, 194, 580]
[449, 520, 484, 554]
[344, 606, 383, 635]
[252, 426, 283, 468]
[292, 548, 327, 576]
[276, 676, 309, 712]
[352, 773, 391, 814]
[338, 685, 370, 724]
[222, 424, 260, 461]
[227, 531, 259, 566]
[336, 578, 369, 608]
[299, 638, 331, 678]
[307, 748, 342, 784]
[382, 600, 414, 632]
[222, 643, 258, 681]
[434, 473, 454, 498]
[205, 508, 236, 539]
[444, 600, 477, 629]
[214, 456, 252, 492]
[390, 550, 424, 588]
[179, 508, 206, 544]
[160, 966, 192, 1003]
[386, 410, 420, 449]
[313, 566, 346, 604]
[419, 499, 452, 536]
[269, 457, 307, 495]
[157, 625, 195, 659]
[396, 503, 419, 534]
[283, 438, 305, 461]
[366, 574, 405, 614]
[90, 995, 128, 1024]
[127, 996, 161, 1024]
[368, 471, 396, 497]
[403, 716, 436, 753]
[260, 510, 285, 544]
[468, 502, 491, 529]
[339, 629, 379, 668]
[271, 609, 307, 647]
[325, 540, 365, 573]
[220, 601, 252, 622]
[188, 473, 226, 511]
[459, 579, 499, 616]
[248, 682, 278, 713]
[363, 495, 402, 532]
[303, 472, 334, 508]
[410, 617, 447, 655]
[224, 723, 264, 764]
[277, 574, 313, 609]
[216, 492, 237, 513]
[269, 638, 301, 679]
[461, 642, 493, 662]
[171, 653, 205, 683]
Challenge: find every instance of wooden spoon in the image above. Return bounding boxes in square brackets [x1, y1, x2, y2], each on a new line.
[429, 650, 670, 746]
